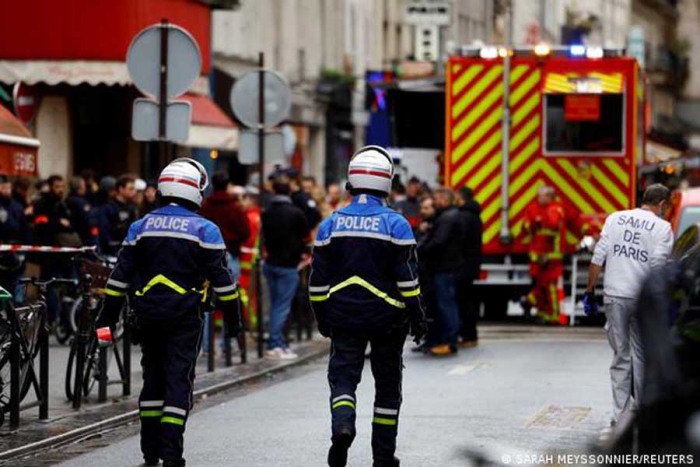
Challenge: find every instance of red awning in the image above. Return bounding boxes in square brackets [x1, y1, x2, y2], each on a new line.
[0, 105, 39, 177]
[180, 93, 235, 128]
[178, 94, 238, 150]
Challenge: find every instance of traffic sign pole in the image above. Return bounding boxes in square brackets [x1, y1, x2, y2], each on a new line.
[159, 19, 171, 162]
[159, 19, 169, 140]
[256, 51, 265, 360]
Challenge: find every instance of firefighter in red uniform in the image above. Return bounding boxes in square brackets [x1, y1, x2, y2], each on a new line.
[522, 186, 566, 324]
[239, 185, 262, 326]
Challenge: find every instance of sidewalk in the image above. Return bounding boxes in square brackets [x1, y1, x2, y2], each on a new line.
[0, 333, 329, 463]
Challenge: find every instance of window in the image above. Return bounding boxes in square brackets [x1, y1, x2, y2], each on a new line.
[544, 93, 625, 155]
[677, 207, 700, 239]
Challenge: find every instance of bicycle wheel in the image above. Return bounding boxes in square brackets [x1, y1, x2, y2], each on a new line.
[64, 341, 77, 401]
[16, 304, 44, 402]
[0, 323, 11, 415]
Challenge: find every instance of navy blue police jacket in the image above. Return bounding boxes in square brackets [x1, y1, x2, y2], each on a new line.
[309, 194, 425, 331]
[100, 204, 240, 327]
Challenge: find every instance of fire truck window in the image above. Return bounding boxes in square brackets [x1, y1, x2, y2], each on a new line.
[677, 207, 700, 239]
[544, 94, 624, 154]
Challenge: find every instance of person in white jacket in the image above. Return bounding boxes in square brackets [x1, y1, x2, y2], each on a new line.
[585, 183, 673, 426]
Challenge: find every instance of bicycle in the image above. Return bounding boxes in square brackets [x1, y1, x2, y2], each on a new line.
[64, 255, 127, 403]
[55, 255, 116, 345]
[0, 277, 76, 427]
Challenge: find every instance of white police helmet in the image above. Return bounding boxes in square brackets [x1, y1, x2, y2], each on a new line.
[157, 158, 209, 207]
[347, 145, 394, 195]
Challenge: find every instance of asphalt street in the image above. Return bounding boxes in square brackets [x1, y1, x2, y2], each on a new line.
[55, 327, 612, 467]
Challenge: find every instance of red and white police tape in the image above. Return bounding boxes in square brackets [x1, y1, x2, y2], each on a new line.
[0, 245, 97, 253]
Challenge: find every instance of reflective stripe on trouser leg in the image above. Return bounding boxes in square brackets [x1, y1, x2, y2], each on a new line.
[369, 328, 406, 462]
[140, 330, 168, 461]
[328, 333, 367, 443]
[161, 316, 203, 463]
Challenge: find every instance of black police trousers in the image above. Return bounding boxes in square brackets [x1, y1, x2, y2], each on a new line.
[138, 314, 203, 464]
[328, 326, 408, 462]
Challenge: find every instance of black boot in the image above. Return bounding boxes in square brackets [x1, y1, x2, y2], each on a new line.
[328, 430, 353, 467]
[162, 459, 185, 467]
[373, 456, 400, 467]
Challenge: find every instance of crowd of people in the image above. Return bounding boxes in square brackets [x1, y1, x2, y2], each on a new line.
[0, 163, 490, 360]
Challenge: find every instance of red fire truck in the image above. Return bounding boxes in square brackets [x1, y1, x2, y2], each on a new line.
[444, 44, 643, 319]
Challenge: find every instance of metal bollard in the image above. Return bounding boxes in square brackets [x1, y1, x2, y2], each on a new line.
[39, 320, 49, 420]
[98, 346, 108, 403]
[238, 319, 247, 364]
[207, 312, 215, 372]
[122, 319, 131, 397]
[256, 259, 264, 359]
[224, 322, 232, 367]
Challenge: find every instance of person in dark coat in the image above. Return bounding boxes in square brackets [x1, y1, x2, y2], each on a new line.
[33, 175, 78, 324]
[456, 187, 483, 347]
[97, 175, 138, 256]
[261, 179, 310, 359]
[0, 176, 26, 294]
[418, 187, 467, 356]
[287, 171, 322, 230]
[66, 176, 97, 246]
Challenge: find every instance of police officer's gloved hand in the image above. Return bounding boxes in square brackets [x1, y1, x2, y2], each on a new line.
[582, 291, 599, 316]
[409, 318, 428, 345]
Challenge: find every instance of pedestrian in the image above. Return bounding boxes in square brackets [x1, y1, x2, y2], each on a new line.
[455, 187, 483, 348]
[97, 175, 138, 256]
[326, 183, 344, 212]
[394, 176, 422, 232]
[66, 176, 97, 246]
[302, 175, 318, 195]
[0, 176, 26, 294]
[261, 178, 311, 359]
[310, 145, 426, 467]
[33, 175, 80, 324]
[312, 186, 332, 221]
[418, 187, 467, 356]
[80, 169, 100, 205]
[199, 172, 251, 354]
[97, 158, 242, 467]
[12, 177, 32, 212]
[521, 186, 567, 324]
[95, 175, 116, 207]
[141, 181, 159, 217]
[133, 178, 147, 215]
[584, 183, 673, 427]
[288, 170, 322, 229]
[412, 195, 438, 353]
[239, 185, 262, 326]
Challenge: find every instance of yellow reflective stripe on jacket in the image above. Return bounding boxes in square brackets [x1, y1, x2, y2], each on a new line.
[329, 276, 405, 309]
[219, 291, 240, 302]
[539, 229, 559, 236]
[104, 288, 126, 297]
[310, 294, 329, 302]
[135, 274, 187, 296]
[399, 288, 421, 298]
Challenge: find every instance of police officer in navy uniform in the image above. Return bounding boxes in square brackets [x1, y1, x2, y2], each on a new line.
[310, 146, 427, 467]
[98, 158, 242, 467]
